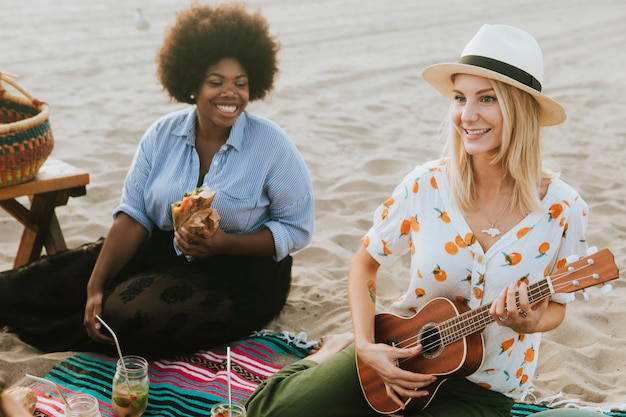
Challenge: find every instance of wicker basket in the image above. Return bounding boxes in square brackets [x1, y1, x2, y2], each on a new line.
[0, 72, 54, 188]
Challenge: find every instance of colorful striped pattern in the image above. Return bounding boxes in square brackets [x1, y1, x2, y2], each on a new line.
[511, 403, 555, 415]
[31, 332, 309, 417]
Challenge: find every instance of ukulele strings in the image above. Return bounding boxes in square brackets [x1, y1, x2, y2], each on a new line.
[393, 262, 597, 356]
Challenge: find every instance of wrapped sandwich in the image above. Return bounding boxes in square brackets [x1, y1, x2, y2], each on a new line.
[171, 187, 220, 238]
[0, 386, 38, 416]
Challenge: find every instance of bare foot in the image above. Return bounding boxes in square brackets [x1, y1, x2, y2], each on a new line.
[305, 333, 354, 364]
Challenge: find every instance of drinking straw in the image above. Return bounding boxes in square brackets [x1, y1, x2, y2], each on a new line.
[25, 374, 72, 410]
[95, 314, 132, 391]
[227, 346, 232, 417]
[95, 315, 126, 369]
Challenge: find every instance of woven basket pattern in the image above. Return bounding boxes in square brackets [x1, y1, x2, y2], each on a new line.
[0, 73, 54, 188]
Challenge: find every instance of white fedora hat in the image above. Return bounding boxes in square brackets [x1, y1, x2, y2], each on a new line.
[422, 24, 566, 126]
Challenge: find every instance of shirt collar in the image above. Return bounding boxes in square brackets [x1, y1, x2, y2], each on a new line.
[175, 107, 248, 152]
[226, 111, 247, 152]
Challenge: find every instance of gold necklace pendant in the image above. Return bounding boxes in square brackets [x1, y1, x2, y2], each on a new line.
[479, 195, 513, 238]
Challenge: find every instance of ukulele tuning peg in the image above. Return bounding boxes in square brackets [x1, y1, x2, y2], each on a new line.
[582, 289, 590, 302]
[586, 246, 598, 256]
[566, 254, 579, 265]
[600, 283, 613, 295]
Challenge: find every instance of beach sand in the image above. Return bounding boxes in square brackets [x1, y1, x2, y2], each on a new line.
[1, 0, 625, 411]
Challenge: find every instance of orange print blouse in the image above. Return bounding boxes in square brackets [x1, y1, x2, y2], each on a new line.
[363, 158, 589, 400]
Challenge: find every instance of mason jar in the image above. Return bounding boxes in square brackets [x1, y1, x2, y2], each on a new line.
[211, 402, 247, 417]
[65, 393, 102, 417]
[111, 355, 150, 417]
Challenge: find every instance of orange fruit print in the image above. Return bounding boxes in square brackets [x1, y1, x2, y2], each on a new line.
[433, 265, 447, 281]
[519, 373, 529, 385]
[537, 242, 550, 257]
[503, 252, 522, 266]
[400, 219, 411, 236]
[517, 274, 530, 286]
[435, 208, 451, 223]
[500, 338, 514, 354]
[445, 241, 459, 255]
[516, 227, 532, 239]
[381, 240, 392, 255]
[548, 203, 563, 221]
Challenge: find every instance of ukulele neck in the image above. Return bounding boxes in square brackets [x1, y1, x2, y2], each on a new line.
[439, 279, 553, 345]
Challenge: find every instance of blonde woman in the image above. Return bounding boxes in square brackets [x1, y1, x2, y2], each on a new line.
[244, 25, 600, 417]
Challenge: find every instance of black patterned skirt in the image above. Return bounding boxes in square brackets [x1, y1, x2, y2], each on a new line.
[0, 229, 292, 359]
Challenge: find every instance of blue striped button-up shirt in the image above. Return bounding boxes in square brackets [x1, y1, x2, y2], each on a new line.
[114, 107, 314, 260]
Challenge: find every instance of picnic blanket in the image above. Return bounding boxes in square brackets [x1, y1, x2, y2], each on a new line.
[30, 330, 312, 417]
[27, 330, 621, 416]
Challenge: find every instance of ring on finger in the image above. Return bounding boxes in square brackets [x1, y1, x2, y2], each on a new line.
[498, 316, 508, 322]
[519, 310, 529, 318]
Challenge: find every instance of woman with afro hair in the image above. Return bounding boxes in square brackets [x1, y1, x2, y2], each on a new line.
[0, 2, 314, 359]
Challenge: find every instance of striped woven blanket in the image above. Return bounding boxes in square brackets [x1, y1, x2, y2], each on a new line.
[31, 331, 311, 417]
[28, 330, 619, 416]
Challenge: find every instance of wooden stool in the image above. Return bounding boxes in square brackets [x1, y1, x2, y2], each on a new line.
[0, 158, 90, 268]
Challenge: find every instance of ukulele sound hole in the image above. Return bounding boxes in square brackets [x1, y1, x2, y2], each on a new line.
[418, 325, 442, 359]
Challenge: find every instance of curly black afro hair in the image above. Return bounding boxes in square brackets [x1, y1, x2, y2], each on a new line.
[157, 2, 280, 103]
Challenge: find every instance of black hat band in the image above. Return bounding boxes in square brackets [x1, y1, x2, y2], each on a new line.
[459, 55, 542, 92]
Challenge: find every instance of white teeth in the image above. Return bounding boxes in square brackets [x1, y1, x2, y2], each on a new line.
[466, 128, 490, 134]
[217, 104, 237, 113]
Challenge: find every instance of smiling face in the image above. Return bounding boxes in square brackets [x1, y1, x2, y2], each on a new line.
[451, 74, 503, 158]
[195, 57, 250, 132]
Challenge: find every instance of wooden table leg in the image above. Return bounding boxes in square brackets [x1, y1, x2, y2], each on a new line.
[0, 159, 89, 268]
[44, 211, 67, 255]
[13, 191, 62, 268]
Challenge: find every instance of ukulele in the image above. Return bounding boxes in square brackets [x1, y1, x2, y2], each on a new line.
[356, 248, 619, 414]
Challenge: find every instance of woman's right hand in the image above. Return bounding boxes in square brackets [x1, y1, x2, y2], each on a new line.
[356, 341, 437, 410]
[82, 213, 148, 346]
[83, 289, 114, 345]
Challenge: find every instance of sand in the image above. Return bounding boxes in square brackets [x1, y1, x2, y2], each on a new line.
[1, 0, 625, 411]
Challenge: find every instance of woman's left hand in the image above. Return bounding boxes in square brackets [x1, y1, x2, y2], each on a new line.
[490, 282, 550, 333]
[174, 227, 226, 258]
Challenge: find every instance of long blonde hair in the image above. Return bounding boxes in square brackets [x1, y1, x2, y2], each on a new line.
[443, 79, 559, 215]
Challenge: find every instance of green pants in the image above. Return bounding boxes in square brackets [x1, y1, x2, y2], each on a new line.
[244, 344, 517, 417]
[244, 344, 605, 417]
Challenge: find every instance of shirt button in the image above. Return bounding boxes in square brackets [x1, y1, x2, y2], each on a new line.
[477, 255, 485, 264]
